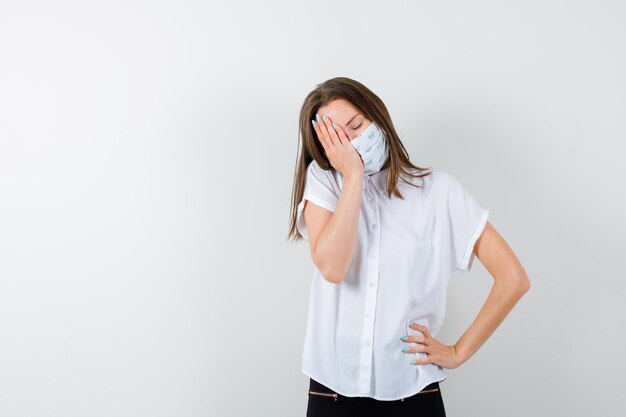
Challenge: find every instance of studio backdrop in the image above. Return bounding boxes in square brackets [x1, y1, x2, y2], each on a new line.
[0, 1, 624, 416]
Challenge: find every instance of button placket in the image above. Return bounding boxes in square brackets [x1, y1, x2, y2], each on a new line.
[367, 187, 376, 204]
[358, 196, 382, 394]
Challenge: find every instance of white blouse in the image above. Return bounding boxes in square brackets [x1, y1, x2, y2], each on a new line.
[296, 160, 491, 401]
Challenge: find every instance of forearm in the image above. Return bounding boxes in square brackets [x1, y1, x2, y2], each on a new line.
[314, 174, 363, 283]
[454, 273, 530, 365]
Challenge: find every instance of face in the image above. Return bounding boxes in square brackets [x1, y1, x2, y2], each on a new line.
[316, 98, 372, 141]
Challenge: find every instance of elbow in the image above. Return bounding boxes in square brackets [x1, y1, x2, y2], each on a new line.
[319, 267, 346, 285]
[313, 251, 347, 285]
[515, 272, 531, 295]
[315, 259, 347, 284]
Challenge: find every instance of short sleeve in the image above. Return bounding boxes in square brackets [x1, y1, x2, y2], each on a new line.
[295, 161, 339, 240]
[446, 174, 491, 274]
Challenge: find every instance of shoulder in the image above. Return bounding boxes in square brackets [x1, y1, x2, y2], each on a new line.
[307, 159, 329, 176]
[429, 170, 470, 193]
[305, 159, 342, 194]
[307, 159, 324, 174]
[431, 170, 484, 210]
[308, 159, 340, 183]
[429, 169, 457, 185]
[414, 170, 465, 206]
[407, 169, 457, 193]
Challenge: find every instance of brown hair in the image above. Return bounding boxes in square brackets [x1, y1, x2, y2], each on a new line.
[287, 76, 432, 241]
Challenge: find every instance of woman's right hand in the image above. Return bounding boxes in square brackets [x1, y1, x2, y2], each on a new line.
[312, 114, 364, 180]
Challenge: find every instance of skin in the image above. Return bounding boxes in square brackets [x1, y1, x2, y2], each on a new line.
[303, 99, 369, 284]
[403, 225, 531, 368]
[312, 98, 372, 178]
[304, 98, 531, 370]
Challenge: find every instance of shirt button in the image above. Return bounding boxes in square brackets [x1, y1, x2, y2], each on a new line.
[364, 340, 371, 346]
[369, 281, 376, 287]
[371, 252, 377, 258]
[371, 224, 378, 230]
[366, 312, 373, 318]
[368, 196, 374, 203]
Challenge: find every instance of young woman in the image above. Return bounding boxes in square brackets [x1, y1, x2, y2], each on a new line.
[288, 77, 530, 417]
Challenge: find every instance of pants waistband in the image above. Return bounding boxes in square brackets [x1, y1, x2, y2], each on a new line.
[309, 378, 439, 399]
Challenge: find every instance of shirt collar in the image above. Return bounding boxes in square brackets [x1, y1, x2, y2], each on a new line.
[363, 167, 390, 194]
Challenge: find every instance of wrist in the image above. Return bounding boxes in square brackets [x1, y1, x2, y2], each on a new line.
[452, 344, 467, 367]
[343, 172, 364, 184]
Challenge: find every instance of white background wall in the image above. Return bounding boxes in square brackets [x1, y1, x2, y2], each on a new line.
[1, 1, 624, 416]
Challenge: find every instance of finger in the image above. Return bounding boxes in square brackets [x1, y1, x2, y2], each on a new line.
[413, 343, 427, 353]
[312, 117, 330, 152]
[315, 114, 333, 148]
[412, 323, 432, 338]
[332, 121, 350, 145]
[320, 115, 340, 147]
[323, 116, 341, 146]
[402, 342, 427, 354]
[405, 335, 426, 344]
[412, 356, 433, 365]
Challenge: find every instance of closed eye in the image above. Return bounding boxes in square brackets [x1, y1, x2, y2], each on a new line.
[352, 123, 362, 130]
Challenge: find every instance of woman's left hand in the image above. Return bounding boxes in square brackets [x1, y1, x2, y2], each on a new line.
[402, 322, 463, 369]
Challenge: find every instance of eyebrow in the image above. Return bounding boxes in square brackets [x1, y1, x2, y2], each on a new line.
[346, 113, 360, 126]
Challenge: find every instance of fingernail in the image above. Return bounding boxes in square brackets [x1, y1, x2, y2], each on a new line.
[312, 120, 317, 127]
[409, 321, 415, 326]
[400, 336, 408, 341]
[316, 114, 321, 121]
[332, 122, 337, 128]
[402, 347, 410, 352]
[322, 115, 327, 122]
[410, 360, 417, 365]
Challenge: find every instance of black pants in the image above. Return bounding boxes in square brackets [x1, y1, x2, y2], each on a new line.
[306, 378, 446, 417]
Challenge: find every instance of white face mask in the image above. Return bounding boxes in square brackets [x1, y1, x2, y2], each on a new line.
[350, 121, 389, 174]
